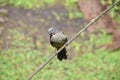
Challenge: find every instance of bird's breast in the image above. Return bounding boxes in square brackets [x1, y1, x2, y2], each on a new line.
[50, 32, 67, 48]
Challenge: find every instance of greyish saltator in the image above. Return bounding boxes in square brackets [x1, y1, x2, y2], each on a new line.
[48, 27, 68, 61]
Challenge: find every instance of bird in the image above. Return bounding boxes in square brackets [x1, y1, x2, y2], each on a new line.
[48, 27, 68, 61]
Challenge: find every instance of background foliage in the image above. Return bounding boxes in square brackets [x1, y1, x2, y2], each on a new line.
[101, 0, 120, 23]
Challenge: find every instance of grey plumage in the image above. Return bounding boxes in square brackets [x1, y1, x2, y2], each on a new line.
[48, 27, 67, 61]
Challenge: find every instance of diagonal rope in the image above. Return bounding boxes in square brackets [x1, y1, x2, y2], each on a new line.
[26, 0, 120, 80]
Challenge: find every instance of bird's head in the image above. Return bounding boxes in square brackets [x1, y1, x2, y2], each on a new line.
[48, 27, 58, 35]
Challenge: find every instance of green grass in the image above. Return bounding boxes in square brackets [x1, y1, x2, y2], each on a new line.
[0, 29, 120, 80]
[3, 0, 56, 9]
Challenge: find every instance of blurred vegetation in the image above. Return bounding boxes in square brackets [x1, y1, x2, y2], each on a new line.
[0, 0, 120, 80]
[64, 0, 83, 19]
[3, 0, 56, 9]
[101, 0, 120, 23]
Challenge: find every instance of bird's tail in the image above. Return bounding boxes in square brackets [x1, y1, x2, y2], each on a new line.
[57, 48, 67, 61]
